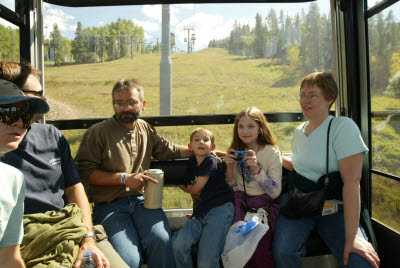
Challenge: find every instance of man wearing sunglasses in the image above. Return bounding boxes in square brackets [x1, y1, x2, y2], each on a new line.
[0, 79, 49, 268]
[0, 61, 127, 268]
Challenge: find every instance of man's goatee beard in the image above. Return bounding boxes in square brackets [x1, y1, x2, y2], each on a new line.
[115, 112, 140, 124]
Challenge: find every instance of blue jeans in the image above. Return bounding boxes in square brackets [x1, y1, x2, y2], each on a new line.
[272, 192, 372, 268]
[172, 202, 234, 268]
[93, 195, 174, 268]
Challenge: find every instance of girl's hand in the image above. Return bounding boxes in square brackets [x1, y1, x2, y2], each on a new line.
[245, 150, 260, 174]
[225, 148, 237, 167]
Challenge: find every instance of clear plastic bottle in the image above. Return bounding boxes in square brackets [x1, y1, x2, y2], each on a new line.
[81, 250, 95, 268]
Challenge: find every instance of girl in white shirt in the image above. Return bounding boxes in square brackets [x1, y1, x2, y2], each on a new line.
[225, 106, 282, 268]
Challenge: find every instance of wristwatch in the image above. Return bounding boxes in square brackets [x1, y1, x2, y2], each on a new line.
[83, 232, 95, 239]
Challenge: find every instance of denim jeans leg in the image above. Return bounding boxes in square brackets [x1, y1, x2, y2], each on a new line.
[93, 197, 143, 268]
[316, 208, 373, 268]
[197, 203, 234, 268]
[172, 217, 203, 268]
[131, 195, 175, 268]
[272, 192, 316, 268]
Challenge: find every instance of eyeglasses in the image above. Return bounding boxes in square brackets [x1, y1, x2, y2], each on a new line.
[113, 100, 140, 109]
[21, 89, 44, 97]
[0, 105, 33, 129]
[297, 93, 320, 102]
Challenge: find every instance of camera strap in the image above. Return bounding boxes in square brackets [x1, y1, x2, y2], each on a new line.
[240, 164, 257, 213]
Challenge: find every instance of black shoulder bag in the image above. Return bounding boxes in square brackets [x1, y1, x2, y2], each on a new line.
[282, 118, 334, 218]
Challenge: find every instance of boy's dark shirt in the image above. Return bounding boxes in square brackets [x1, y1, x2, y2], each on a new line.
[184, 155, 233, 218]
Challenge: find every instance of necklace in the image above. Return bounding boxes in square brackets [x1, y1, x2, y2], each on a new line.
[256, 144, 261, 154]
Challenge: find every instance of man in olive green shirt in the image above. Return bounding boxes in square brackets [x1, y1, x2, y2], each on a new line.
[75, 78, 192, 268]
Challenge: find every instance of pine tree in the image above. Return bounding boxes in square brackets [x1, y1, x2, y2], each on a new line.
[254, 13, 266, 58]
[71, 22, 89, 63]
[50, 23, 64, 66]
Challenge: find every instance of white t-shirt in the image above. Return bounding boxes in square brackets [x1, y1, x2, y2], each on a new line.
[291, 115, 368, 183]
[0, 161, 25, 247]
[232, 145, 282, 198]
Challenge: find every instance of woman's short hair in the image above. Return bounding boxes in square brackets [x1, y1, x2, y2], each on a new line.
[300, 72, 338, 108]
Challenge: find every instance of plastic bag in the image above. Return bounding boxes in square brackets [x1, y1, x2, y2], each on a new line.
[221, 208, 269, 268]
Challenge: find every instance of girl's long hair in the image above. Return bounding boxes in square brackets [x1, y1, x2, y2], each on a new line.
[229, 106, 279, 150]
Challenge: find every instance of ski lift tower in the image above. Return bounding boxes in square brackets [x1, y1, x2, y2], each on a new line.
[184, 26, 194, 53]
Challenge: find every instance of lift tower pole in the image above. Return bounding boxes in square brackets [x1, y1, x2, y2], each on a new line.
[160, 4, 172, 115]
[184, 26, 194, 53]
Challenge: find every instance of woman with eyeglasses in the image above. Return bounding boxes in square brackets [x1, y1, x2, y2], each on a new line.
[272, 72, 380, 268]
[0, 79, 49, 268]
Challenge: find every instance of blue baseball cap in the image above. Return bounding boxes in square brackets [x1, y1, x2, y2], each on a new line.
[0, 79, 50, 114]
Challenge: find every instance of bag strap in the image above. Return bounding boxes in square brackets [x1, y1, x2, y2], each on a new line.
[325, 117, 334, 185]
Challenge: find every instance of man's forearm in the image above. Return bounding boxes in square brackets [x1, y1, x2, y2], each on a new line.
[89, 169, 127, 186]
[179, 145, 193, 158]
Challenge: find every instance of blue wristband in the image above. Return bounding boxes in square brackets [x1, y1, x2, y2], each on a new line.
[121, 173, 127, 185]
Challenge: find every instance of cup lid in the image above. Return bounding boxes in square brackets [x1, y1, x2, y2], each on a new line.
[146, 169, 163, 174]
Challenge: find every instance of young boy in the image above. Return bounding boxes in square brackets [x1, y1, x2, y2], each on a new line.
[172, 128, 234, 268]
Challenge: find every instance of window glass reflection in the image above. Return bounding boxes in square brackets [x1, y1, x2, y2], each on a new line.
[368, 1, 400, 178]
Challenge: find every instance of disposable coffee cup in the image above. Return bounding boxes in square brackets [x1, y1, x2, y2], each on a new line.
[144, 169, 164, 209]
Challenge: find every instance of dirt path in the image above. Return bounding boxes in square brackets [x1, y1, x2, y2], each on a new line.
[45, 96, 82, 120]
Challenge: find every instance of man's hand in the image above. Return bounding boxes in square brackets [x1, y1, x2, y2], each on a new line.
[74, 238, 110, 268]
[211, 150, 226, 163]
[124, 173, 158, 191]
[343, 234, 380, 268]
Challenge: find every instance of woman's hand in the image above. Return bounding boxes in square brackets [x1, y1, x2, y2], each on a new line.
[244, 150, 260, 174]
[225, 148, 237, 167]
[344, 234, 380, 268]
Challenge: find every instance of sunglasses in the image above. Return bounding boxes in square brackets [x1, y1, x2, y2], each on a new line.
[0, 105, 33, 129]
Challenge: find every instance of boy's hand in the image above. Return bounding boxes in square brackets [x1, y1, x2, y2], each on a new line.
[178, 184, 189, 193]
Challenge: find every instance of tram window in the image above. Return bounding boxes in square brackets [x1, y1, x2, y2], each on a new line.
[0, 0, 16, 12]
[367, 1, 400, 233]
[42, 0, 333, 120]
[0, 17, 20, 62]
[371, 173, 400, 232]
[43, 0, 333, 209]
